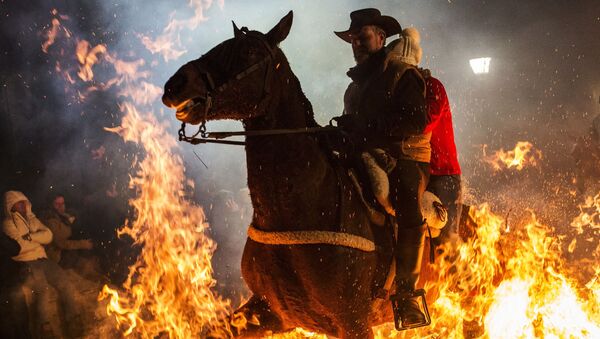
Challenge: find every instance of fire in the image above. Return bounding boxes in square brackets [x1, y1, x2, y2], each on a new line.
[41, 9, 71, 53]
[99, 102, 231, 338]
[75, 40, 108, 82]
[270, 200, 599, 338]
[42, 8, 233, 337]
[372, 201, 600, 338]
[570, 193, 600, 235]
[483, 141, 542, 171]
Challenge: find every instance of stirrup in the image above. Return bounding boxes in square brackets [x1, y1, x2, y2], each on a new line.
[390, 288, 431, 331]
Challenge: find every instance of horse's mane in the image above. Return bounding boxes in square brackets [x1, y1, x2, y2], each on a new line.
[275, 48, 319, 128]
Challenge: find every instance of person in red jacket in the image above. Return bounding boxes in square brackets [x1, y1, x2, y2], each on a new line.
[422, 72, 462, 244]
[393, 26, 462, 244]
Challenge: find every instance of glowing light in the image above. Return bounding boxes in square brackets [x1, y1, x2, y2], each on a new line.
[75, 40, 108, 82]
[483, 141, 542, 171]
[470, 57, 491, 74]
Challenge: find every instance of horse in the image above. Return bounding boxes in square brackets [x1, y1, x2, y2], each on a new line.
[162, 11, 418, 338]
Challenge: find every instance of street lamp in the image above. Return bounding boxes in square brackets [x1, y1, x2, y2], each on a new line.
[469, 57, 491, 74]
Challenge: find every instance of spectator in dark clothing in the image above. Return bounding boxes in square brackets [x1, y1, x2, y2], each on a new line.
[42, 194, 94, 265]
[0, 232, 31, 339]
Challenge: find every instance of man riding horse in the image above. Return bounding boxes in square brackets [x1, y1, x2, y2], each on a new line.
[162, 9, 447, 336]
[333, 8, 431, 329]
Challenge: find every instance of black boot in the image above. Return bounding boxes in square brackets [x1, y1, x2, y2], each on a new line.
[391, 224, 430, 330]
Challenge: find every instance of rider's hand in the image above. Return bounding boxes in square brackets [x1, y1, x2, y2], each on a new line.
[335, 114, 364, 134]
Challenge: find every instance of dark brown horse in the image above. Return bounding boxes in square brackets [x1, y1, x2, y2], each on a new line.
[162, 12, 396, 338]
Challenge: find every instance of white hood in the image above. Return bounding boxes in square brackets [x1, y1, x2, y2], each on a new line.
[3, 190, 33, 219]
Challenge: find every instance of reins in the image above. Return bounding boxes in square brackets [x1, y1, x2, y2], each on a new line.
[178, 123, 339, 146]
[176, 26, 343, 146]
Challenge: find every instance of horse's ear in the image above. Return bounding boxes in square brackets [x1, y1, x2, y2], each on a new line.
[233, 21, 242, 38]
[265, 11, 293, 47]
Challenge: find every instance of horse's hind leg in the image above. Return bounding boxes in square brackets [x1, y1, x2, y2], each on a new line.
[230, 294, 286, 338]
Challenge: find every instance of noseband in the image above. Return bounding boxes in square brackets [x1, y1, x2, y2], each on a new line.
[178, 27, 277, 144]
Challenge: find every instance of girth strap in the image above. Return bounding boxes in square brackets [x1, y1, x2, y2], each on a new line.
[247, 225, 375, 252]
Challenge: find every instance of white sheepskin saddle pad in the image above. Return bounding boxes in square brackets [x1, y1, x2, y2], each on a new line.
[361, 149, 448, 237]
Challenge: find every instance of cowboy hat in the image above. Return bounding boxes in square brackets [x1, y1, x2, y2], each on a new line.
[334, 8, 402, 43]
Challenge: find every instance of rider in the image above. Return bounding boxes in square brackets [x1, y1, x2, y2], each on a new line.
[333, 8, 430, 330]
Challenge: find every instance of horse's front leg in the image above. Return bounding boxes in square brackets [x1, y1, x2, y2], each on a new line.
[229, 294, 287, 338]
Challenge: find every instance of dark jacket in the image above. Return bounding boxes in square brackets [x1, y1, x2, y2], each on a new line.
[0, 232, 23, 287]
[343, 46, 430, 162]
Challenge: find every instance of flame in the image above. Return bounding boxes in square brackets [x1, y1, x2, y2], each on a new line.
[483, 141, 542, 171]
[279, 200, 600, 339]
[268, 199, 599, 338]
[41, 9, 72, 53]
[99, 102, 231, 338]
[75, 40, 108, 82]
[372, 202, 600, 338]
[570, 193, 600, 235]
[43, 9, 233, 337]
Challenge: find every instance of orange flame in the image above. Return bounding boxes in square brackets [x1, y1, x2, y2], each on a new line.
[99, 102, 231, 337]
[269, 199, 600, 337]
[41, 9, 72, 53]
[75, 40, 108, 82]
[570, 193, 600, 235]
[483, 141, 542, 171]
[43, 7, 234, 338]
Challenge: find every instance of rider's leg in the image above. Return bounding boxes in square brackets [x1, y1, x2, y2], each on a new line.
[427, 174, 462, 246]
[389, 159, 430, 328]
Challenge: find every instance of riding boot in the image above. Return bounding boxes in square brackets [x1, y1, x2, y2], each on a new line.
[391, 223, 429, 330]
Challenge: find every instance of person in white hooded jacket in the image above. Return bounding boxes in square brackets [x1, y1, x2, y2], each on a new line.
[3, 191, 83, 337]
[3, 191, 53, 261]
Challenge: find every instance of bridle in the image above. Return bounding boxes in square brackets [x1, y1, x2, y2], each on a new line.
[177, 27, 336, 146]
[178, 27, 277, 145]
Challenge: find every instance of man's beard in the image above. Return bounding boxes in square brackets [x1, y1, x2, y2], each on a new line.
[353, 49, 369, 64]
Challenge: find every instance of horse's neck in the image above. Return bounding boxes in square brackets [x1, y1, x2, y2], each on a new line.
[244, 71, 335, 231]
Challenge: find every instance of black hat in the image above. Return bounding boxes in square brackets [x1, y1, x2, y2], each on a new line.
[334, 8, 402, 43]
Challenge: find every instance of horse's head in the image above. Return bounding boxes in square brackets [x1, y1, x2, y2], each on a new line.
[162, 11, 293, 125]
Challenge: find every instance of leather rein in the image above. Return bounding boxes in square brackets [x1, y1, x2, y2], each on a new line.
[177, 27, 337, 146]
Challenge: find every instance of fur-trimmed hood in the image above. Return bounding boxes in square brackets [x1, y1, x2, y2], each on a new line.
[387, 27, 422, 66]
